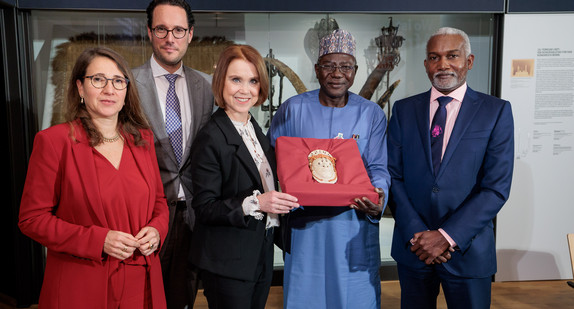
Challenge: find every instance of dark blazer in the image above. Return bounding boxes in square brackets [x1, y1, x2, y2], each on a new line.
[388, 87, 514, 278]
[132, 60, 214, 230]
[189, 108, 276, 281]
[18, 121, 169, 308]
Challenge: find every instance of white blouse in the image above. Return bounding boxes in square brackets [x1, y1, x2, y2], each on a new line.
[231, 116, 279, 229]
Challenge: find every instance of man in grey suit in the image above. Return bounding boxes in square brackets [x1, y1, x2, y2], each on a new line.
[132, 0, 214, 308]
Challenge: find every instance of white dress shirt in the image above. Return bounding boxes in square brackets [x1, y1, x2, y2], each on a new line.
[150, 56, 191, 200]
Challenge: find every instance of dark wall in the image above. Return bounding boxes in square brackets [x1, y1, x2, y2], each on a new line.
[17, 0, 505, 12]
[0, 0, 16, 6]
[18, 0, 574, 12]
[1, 4, 43, 307]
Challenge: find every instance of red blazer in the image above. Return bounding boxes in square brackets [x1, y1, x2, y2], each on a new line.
[19, 120, 169, 308]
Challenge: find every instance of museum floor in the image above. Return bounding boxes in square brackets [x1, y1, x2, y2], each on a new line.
[1, 280, 572, 308]
[195, 280, 573, 308]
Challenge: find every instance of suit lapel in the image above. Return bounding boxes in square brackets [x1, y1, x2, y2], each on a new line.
[181, 66, 200, 166]
[126, 136, 154, 218]
[438, 87, 482, 178]
[70, 125, 108, 227]
[135, 61, 179, 166]
[214, 109, 262, 188]
[254, 117, 275, 170]
[415, 91, 434, 173]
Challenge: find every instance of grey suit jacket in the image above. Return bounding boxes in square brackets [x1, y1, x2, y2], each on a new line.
[132, 59, 214, 231]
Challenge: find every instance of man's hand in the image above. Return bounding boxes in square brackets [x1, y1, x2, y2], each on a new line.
[351, 188, 385, 217]
[410, 230, 451, 265]
[433, 247, 455, 264]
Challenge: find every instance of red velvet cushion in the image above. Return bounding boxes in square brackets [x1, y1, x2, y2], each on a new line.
[276, 136, 379, 206]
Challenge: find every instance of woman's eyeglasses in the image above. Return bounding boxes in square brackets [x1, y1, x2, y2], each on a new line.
[84, 74, 129, 90]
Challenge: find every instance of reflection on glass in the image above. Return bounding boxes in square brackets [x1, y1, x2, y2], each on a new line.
[30, 10, 494, 267]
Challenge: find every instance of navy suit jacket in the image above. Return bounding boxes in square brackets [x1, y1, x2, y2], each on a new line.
[388, 87, 514, 278]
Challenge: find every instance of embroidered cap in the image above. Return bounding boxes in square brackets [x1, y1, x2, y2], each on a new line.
[319, 29, 356, 58]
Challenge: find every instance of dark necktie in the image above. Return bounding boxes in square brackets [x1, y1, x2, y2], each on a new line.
[165, 74, 183, 165]
[430, 96, 452, 176]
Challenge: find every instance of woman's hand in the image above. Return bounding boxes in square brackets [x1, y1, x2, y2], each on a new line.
[257, 190, 299, 214]
[135, 226, 161, 256]
[103, 230, 140, 260]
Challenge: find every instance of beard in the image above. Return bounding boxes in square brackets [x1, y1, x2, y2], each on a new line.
[431, 71, 463, 92]
[152, 43, 184, 68]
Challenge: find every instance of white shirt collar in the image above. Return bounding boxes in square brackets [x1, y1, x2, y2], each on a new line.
[430, 82, 467, 103]
[150, 55, 184, 78]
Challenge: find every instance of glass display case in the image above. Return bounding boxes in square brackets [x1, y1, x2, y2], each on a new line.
[29, 10, 496, 269]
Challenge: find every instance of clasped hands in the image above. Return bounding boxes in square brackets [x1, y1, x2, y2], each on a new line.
[410, 230, 455, 265]
[350, 188, 385, 217]
[103, 226, 160, 260]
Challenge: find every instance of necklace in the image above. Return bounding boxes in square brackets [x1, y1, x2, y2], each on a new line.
[102, 132, 121, 143]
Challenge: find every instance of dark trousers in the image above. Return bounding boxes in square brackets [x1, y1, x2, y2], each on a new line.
[161, 203, 199, 309]
[200, 231, 274, 309]
[397, 262, 492, 309]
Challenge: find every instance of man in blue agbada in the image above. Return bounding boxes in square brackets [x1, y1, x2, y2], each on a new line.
[268, 29, 391, 309]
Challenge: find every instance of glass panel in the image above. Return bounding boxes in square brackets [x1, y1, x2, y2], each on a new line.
[29, 10, 494, 269]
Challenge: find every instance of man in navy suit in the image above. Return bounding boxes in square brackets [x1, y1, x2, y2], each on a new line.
[388, 27, 514, 308]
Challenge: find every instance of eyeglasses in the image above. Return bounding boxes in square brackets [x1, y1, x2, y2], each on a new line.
[317, 64, 358, 74]
[152, 26, 188, 39]
[84, 74, 129, 90]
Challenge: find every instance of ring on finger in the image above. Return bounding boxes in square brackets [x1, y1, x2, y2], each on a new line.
[122, 246, 127, 252]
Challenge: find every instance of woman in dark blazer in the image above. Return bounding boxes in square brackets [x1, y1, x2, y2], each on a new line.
[189, 45, 299, 309]
[18, 47, 169, 308]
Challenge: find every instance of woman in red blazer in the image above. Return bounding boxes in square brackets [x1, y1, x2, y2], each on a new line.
[18, 47, 169, 309]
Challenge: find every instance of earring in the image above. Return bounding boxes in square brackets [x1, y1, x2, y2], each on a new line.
[80, 97, 84, 104]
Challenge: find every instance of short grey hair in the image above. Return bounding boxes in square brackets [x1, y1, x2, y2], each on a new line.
[427, 27, 472, 57]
